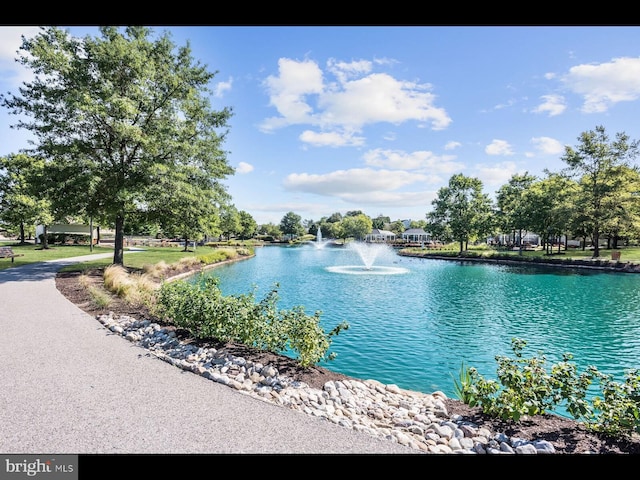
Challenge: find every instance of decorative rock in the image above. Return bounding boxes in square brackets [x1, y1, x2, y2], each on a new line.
[94, 312, 565, 455]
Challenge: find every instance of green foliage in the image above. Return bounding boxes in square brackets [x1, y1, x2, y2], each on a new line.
[451, 362, 475, 405]
[279, 211, 305, 238]
[562, 126, 640, 253]
[155, 274, 348, 368]
[590, 369, 640, 437]
[0, 154, 53, 244]
[1, 26, 233, 265]
[455, 337, 640, 438]
[197, 247, 254, 265]
[427, 173, 493, 251]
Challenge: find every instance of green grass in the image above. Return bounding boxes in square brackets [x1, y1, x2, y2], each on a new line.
[405, 243, 640, 263]
[0, 241, 203, 272]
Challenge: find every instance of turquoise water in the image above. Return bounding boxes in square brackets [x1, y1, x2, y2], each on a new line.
[193, 244, 640, 402]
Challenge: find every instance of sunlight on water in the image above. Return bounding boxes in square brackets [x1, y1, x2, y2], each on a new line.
[194, 245, 640, 401]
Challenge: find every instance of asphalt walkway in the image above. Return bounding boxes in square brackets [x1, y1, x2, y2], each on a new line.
[0, 253, 414, 454]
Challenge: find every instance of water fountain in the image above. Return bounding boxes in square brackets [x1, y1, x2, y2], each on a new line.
[326, 241, 409, 275]
[311, 228, 328, 249]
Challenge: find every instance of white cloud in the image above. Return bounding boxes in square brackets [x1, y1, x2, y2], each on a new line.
[474, 161, 520, 188]
[562, 57, 640, 113]
[362, 148, 463, 173]
[339, 189, 437, 207]
[320, 73, 450, 130]
[532, 94, 566, 116]
[283, 168, 428, 196]
[214, 77, 232, 98]
[260, 58, 325, 131]
[492, 99, 516, 111]
[259, 57, 451, 137]
[444, 141, 461, 150]
[383, 131, 396, 141]
[0, 27, 40, 87]
[530, 136, 564, 155]
[326, 58, 373, 83]
[299, 129, 365, 147]
[236, 161, 254, 174]
[485, 139, 514, 156]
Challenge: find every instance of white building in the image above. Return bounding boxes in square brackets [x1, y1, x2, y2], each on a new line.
[401, 228, 431, 243]
[365, 228, 396, 242]
[36, 224, 99, 244]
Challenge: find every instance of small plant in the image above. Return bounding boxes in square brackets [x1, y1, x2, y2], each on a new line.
[78, 272, 112, 308]
[103, 264, 158, 307]
[451, 361, 475, 404]
[589, 368, 640, 437]
[87, 285, 112, 309]
[454, 337, 640, 438]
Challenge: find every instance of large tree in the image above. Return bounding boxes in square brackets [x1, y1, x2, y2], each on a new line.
[342, 213, 373, 241]
[279, 211, 304, 239]
[147, 162, 231, 250]
[219, 204, 241, 241]
[495, 172, 537, 254]
[523, 173, 577, 254]
[0, 154, 53, 245]
[0, 26, 233, 265]
[427, 173, 493, 252]
[561, 125, 639, 258]
[237, 210, 258, 240]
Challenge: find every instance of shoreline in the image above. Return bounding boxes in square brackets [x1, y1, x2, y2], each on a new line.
[397, 250, 640, 274]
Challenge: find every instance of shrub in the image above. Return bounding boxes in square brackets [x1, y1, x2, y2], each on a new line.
[154, 274, 348, 368]
[456, 337, 640, 438]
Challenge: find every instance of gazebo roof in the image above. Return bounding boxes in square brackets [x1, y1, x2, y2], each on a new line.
[403, 228, 428, 235]
[369, 228, 395, 236]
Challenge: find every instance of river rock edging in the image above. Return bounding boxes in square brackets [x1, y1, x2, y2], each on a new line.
[96, 311, 559, 455]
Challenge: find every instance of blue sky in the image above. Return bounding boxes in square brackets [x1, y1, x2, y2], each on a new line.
[2, 26, 640, 226]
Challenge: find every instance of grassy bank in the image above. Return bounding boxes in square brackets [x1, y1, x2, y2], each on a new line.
[399, 243, 640, 267]
[0, 241, 204, 272]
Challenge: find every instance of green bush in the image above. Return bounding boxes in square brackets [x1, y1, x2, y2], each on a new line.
[196, 246, 253, 265]
[456, 337, 640, 438]
[155, 274, 348, 368]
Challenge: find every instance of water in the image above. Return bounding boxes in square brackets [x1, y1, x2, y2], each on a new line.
[312, 229, 328, 250]
[192, 244, 640, 403]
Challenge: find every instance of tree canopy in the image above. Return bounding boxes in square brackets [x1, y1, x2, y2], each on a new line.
[0, 26, 233, 264]
[0, 153, 52, 244]
[427, 173, 493, 252]
[561, 125, 640, 257]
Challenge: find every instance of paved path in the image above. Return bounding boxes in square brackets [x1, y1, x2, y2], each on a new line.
[0, 254, 414, 454]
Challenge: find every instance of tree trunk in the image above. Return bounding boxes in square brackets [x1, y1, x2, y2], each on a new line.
[183, 236, 189, 252]
[19, 222, 25, 244]
[42, 225, 49, 249]
[518, 229, 523, 256]
[89, 217, 93, 252]
[114, 213, 125, 265]
[592, 232, 600, 258]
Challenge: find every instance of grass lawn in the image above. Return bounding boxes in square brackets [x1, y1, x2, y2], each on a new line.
[0, 241, 203, 272]
[403, 243, 640, 264]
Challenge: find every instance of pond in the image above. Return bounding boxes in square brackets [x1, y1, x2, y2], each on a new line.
[192, 243, 640, 405]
